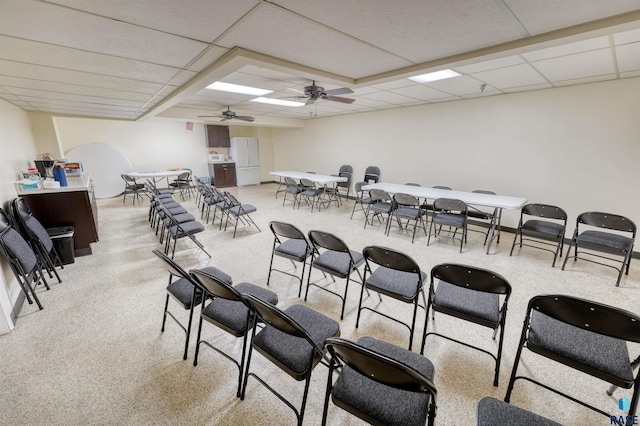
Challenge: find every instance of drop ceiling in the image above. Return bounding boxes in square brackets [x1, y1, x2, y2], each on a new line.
[0, 0, 639, 124]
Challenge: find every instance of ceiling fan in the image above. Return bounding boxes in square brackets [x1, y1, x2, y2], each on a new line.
[284, 81, 355, 105]
[199, 106, 255, 122]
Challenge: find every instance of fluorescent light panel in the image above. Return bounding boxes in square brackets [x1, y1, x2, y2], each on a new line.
[409, 69, 461, 83]
[206, 81, 272, 96]
[251, 97, 305, 107]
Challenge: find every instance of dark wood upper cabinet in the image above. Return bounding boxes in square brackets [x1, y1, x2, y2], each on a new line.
[206, 125, 230, 147]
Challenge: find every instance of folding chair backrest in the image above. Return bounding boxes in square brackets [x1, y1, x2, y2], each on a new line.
[190, 269, 239, 301]
[363, 245, 421, 275]
[393, 193, 419, 207]
[529, 295, 640, 343]
[308, 230, 350, 254]
[577, 212, 636, 234]
[243, 294, 321, 352]
[432, 263, 511, 296]
[325, 337, 437, 394]
[270, 221, 305, 240]
[223, 191, 241, 206]
[434, 198, 467, 213]
[12, 198, 53, 252]
[369, 189, 391, 202]
[152, 249, 190, 281]
[0, 218, 38, 275]
[354, 182, 367, 193]
[522, 203, 567, 221]
[364, 166, 380, 183]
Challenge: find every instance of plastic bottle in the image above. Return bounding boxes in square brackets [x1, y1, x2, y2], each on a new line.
[53, 165, 68, 187]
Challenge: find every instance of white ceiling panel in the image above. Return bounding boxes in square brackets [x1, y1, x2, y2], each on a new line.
[531, 49, 615, 82]
[521, 37, 611, 61]
[616, 42, 640, 72]
[0, 0, 209, 68]
[0, 1, 638, 121]
[0, 60, 167, 94]
[455, 56, 525, 74]
[425, 76, 491, 96]
[272, 0, 526, 63]
[48, 0, 260, 43]
[389, 84, 453, 101]
[614, 28, 640, 44]
[504, 0, 640, 35]
[471, 64, 548, 89]
[0, 36, 184, 84]
[215, 4, 414, 78]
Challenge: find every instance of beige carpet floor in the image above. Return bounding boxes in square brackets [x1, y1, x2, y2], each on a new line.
[1, 182, 638, 425]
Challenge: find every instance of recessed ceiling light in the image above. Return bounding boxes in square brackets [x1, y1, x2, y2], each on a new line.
[206, 82, 273, 96]
[408, 69, 461, 83]
[250, 97, 305, 107]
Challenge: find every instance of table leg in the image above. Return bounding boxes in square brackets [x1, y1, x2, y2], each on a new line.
[275, 177, 285, 199]
[485, 208, 502, 254]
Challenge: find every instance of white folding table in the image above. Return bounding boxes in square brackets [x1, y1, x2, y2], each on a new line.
[362, 182, 527, 254]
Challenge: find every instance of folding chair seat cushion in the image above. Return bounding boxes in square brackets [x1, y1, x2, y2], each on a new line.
[229, 203, 257, 215]
[163, 213, 195, 226]
[394, 206, 422, 220]
[528, 311, 634, 383]
[433, 281, 500, 324]
[575, 230, 633, 253]
[167, 266, 229, 309]
[24, 216, 54, 252]
[3, 229, 38, 273]
[313, 250, 364, 278]
[520, 219, 565, 239]
[477, 397, 561, 426]
[168, 220, 205, 237]
[202, 282, 277, 335]
[167, 277, 203, 309]
[331, 336, 435, 426]
[252, 304, 340, 378]
[434, 212, 466, 227]
[365, 266, 427, 300]
[275, 238, 311, 261]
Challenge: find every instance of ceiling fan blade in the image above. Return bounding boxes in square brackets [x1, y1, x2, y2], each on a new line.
[324, 87, 353, 96]
[220, 117, 228, 122]
[285, 87, 305, 94]
[235, 116, 255, 122]
[325, 95, 355, 104]
[305, 98, 316, 106]
[198, 115, 224, 118]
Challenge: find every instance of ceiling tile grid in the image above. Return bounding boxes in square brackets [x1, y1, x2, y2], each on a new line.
[0, 0, 638, 121]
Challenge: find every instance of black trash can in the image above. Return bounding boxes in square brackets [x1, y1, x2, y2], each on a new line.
[48, 226, 75, 265]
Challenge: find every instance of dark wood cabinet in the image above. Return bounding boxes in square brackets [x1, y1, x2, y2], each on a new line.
[206, 125, 230, 147]
[209, 162, 237, 188]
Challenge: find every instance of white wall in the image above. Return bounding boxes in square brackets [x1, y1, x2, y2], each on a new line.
[0, 99, 40, 333]
[54, 117, 211, 179]
[271, 77, 640, 229]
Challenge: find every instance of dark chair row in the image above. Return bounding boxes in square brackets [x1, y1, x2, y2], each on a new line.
[510, 204, 636, 286]
[0, 198, 68, 310]
[146, 182, 210, 259]
[156, 243, 640, 425]
[194, 177, 260, 238]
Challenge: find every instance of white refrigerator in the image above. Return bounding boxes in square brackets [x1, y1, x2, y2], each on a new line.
[230, 137, 260, 186]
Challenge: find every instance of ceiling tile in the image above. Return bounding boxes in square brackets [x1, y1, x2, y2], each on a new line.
[503, 83, 553, 93]
[425, 75, 490, 96]
[553, 74, 616, 86]
[0, 60, 167, 95]
[215, 4, 413, 78]
[531, 49, 615, 82]
[0, 36, 183, 84]
[48, 0, 260, 43]
[616, 42, 640, 72]
[521, 37, 610, 61]
[614, 28, 640, 45]
[503, 0, 640, 35]
[274, 0, 533, 63]
[186, 46, 231, 72]
[0, 0, 209, 68]
[471, 64, 548, 89]
[5, 87, 147, 108]
[359, 90, 421, 105]
[455, 56, 525, 74]
[389, 84, 452, 101]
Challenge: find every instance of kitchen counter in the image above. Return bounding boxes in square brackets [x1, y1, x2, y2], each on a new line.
[16, 174, 99, 256]
[15, 174, 92, 195]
